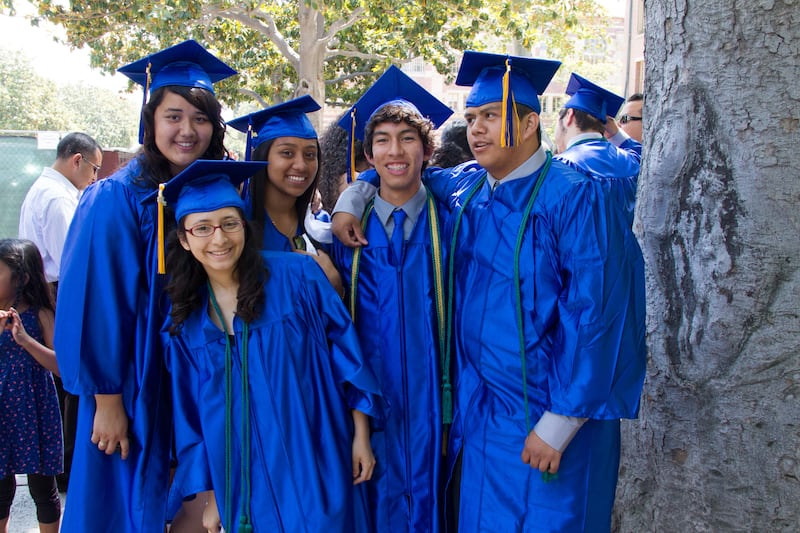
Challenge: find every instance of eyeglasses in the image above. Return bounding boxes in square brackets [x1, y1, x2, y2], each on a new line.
[184, 219, 246, 238]
[78, 154, 101, 175]
[619, 114, 642, 124]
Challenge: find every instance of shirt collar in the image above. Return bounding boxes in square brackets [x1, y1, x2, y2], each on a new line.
[486, 145, 549, 189]
[566, 132, 604, 150]
[373, 182, 427, 228]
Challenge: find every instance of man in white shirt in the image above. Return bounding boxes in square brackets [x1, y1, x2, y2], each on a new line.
[18, 131, 101, 493]
[19, 132, 102, 285]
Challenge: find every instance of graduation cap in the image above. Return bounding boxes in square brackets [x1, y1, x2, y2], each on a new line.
[563, 73, 625, 123]
[455, 50, 561, 147]
[118, 40, 237, 143]
[337, 65, 453, 182]
[148, 159, 266, 273]
[227, 95, 321, 161]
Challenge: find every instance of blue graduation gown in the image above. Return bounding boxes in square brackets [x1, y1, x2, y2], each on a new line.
[165, 252, 381, 533]
[55, 157, 172, 532]
[416, 158, 646, 532]
[556, 139, 640, 228]
[332, 202, 446, 532]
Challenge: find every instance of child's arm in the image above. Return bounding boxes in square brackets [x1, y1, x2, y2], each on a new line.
[7, 307, 60, 375]
[351, 409, 375, 485]
[200, 490, 222, 532]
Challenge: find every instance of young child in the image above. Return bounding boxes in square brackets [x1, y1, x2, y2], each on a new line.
[0, 239, 62, 533]
[331, 66, 453, 532]
[160, 160, 381, 532]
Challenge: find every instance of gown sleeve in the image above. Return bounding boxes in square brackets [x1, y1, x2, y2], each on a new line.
[164, 328, 213, 499]
[55, 178, 142, 394]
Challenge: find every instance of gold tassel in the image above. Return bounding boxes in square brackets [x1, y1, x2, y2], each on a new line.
[348, 108, 357, 183]
[501, 58, 512, 147]
[157, 183, 166, 274]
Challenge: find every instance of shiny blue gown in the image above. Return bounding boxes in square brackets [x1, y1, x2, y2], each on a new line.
[165, 252, 381, 532]
[403, 155, 646, 532]
[55, 157, 172, 532]
[556, 138, 641, 228]
[332, 198, 446, 532]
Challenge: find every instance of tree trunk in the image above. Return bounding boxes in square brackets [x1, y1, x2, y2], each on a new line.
[615, 1, 800, 531]
[297, 1, 326, 131]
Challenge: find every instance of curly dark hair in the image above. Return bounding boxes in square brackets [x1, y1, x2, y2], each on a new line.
[137, 86, 227, 187]
[247, 137, 320, 239]
[0, 239, 54, 313]
[318, 115, 367, 212]
[165, 212, 267, 334]
[363, 103, 435, 168]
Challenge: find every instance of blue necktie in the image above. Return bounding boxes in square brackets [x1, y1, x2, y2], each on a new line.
[390, 209, 407, 265]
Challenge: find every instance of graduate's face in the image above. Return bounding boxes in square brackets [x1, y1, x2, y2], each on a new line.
[464, 103, 539, 179]
[366, 121, 431, 205]
[154, 91, 215, 176]
[265, 137, 319, 201]
[179, 207, 246, 277]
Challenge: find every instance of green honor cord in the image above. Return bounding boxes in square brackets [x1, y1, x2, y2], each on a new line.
[208, 282, 253, 531]
[445, 153, 552, 434]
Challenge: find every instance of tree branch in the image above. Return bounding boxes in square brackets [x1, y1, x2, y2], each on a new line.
[203, 5, 299, 68]
[320, 7, 366, 43]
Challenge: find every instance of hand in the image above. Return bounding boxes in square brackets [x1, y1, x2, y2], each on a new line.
[332, 212, 368, 248]
[311, 188, 323, 215]
[7, 307, 31, 347]
[201, 492, 222, 533]
[352, 436, 376, 485]
[0, 309, 9, 332]
[92, 394, 130, 460]
[520, 429, 562, 474]
[604, 116, 620, 138]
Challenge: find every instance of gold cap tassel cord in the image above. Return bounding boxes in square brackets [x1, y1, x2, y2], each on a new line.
[157, 183, 166, 274]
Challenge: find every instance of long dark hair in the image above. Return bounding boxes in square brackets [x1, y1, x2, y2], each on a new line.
[247, 137, 320, 238]
[138, 86, 227, 187]
[165, 211, 267, 334]
[0, 239, 54, 313]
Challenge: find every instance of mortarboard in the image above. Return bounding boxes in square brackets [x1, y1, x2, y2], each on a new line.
[118, 40, 237, 144]
[227, 95, 321, 161]
[455, 50, 561, 147]
[337, 65, 453, 182]
[147, 159, 266, 273]
[563, 73, 625, 123]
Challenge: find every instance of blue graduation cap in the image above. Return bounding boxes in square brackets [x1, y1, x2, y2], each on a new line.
[148, 159, 266, 273]
[337, 65, 453, 182]
[118, 40, 237, 143]
[227, 95, 321, 161]
[455, 50, 561, 147]
[563, 73, 625, 123]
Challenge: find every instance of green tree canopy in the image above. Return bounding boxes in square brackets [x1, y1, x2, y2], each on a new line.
[31, 0, 607, 126]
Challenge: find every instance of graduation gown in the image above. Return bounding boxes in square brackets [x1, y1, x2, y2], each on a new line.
[556, 138, 640, 228]
[55, 157, 172, 532]
[417, 157, 646, 532]
[165, 252, 381, 533]
[332, 199, 446, 532]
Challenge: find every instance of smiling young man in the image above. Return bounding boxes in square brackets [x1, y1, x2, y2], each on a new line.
[331, 66, 453, 533]
[333, 51, 646, 532]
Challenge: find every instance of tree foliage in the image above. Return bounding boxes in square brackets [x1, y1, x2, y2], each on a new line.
[31, 0, 606, 123]
[0, 47, 139, 148]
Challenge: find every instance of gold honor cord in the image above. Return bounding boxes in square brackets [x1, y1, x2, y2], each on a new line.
[349, 192, 450, 424]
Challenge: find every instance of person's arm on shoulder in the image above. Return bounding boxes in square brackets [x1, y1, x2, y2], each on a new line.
[351, 409, 375, 485]
[331, 180, 377, 247]
[6, 307, 60, 375]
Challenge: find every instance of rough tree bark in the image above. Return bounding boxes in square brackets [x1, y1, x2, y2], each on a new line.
[614, 1, 800, 531]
